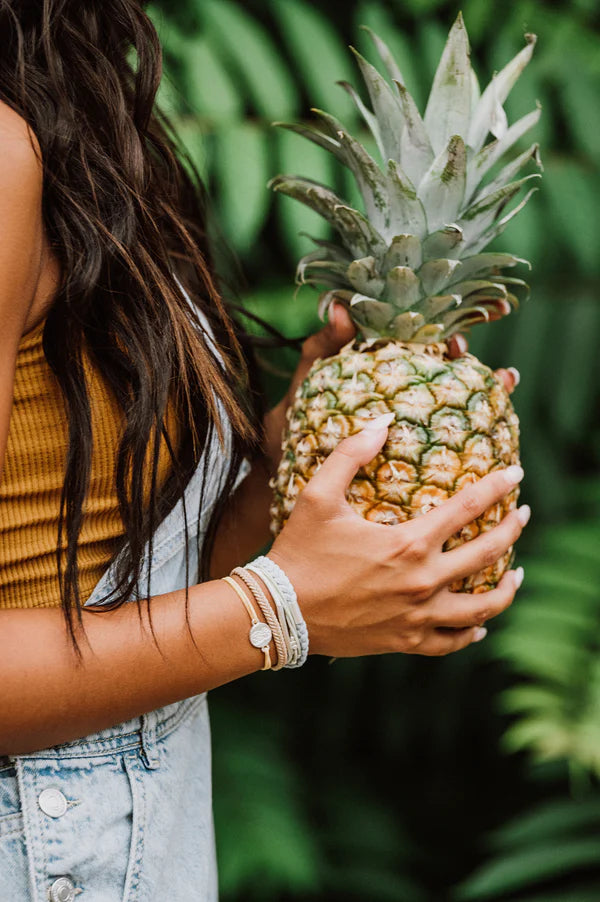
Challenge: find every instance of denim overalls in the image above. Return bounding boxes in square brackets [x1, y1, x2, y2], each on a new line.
[0, 289, 250, 901]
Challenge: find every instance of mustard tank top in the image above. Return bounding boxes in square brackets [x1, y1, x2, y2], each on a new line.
[0, 315, 183, 609]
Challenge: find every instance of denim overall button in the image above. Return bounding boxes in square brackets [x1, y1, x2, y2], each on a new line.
[38, 787, 68, 818]
[48, 877, 76, 902]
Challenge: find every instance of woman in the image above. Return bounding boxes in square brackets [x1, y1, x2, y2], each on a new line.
[0, 1, 527, 899]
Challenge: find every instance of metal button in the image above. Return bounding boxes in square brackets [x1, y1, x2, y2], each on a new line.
[38, 787, 68, 818]
[48, 876, 76, 902]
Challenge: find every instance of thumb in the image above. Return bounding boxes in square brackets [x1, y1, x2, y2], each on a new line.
[302, 301, 356, 363]
[307, 413, 394, 500]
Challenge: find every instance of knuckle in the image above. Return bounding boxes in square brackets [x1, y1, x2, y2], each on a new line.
[300, 483, 327, 509]
[459, 489, 480, 517]
[405, 535, 431, 562]
[409, 578, 436, 604]
[403, 631, 424, 651]
[407, 606, 428, 629]
[480, 537, 500, 568]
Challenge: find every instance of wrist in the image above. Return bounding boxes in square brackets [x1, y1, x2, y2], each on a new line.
[229, 572, 278, 667]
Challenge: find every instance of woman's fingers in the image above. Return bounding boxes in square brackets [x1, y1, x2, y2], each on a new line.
[447, 333, 468, 358]
[414, 625, 486, 657]
[301, 414, 393, 505]
[447, 333, 520, 394]
[440, 506, 530, 585]
[494, 367, 520, 394]
[407, 466, 525, 546]
[425, 569, 522, 630]
[301, 300, 356, 365]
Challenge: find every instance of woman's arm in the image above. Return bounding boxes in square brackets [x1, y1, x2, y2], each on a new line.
[0, 577, 267, 756]
[1, 432, 525, 757]
[0, 103, 47, 485]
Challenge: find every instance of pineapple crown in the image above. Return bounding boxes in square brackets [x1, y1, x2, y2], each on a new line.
[268, 12, 543, 344]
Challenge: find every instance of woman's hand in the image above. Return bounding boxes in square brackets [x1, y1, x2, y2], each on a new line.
[268, 419, 529, 658]
[263, 303, 520, 470]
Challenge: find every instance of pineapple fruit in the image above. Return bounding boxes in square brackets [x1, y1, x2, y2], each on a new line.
[269, 13, 542, 593]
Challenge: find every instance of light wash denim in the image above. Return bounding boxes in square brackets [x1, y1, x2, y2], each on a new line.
[0, 288, 250, 901]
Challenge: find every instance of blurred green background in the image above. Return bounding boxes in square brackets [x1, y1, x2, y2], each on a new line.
[149, 0, 600, 898]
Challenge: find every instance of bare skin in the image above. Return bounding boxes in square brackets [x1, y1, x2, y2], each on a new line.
[0, 104, 528, 755]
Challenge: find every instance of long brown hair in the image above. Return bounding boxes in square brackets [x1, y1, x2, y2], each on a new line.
[0, 0, 262, 653]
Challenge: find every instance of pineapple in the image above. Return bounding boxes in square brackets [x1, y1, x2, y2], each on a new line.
[269, 13, 542, 593]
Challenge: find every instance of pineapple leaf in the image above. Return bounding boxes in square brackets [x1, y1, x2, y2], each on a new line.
[422, 224, 464, 260]
[360, 25, 405, 87]
[472, 142, 542, 205]
[424, 12, 473, 156]
[382, 235, 423, 272]
[418, 135, 467, 233]
[418, 259, 462, 295]
[386, 160, 428, 239]
[347, 257, 385, 296]
[385, 266, 421, 308]
[311, 108, 390, 233]
[457, 175, 541, 251]
[413, 293, 461, 321]
[297, 255, 353, 289]
[466, 104, 542, 199]
[389, 310, 426, 341]
[272, 121, 344, 163]
[467, 186, 540, 255]
[394, 81, 435, 187]
[336, 80, 385, 161]
[349, 46, 405, 164]
[450, 279, 508, 300]
[468, 33, 538, 152]
[412, 323, 446, 342]
[269, 175, 387, 257]
[333, 205, 388, 258]
[448, 252, 529, 285]
[349, 296, 397, 337]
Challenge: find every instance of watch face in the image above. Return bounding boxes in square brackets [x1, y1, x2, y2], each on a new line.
[249, 622, 272, 649]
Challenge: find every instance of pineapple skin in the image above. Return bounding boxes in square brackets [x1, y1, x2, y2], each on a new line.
[270, 340, 520, 594]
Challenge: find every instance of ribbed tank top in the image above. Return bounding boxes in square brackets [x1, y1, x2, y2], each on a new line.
[0, 315, 183, 609]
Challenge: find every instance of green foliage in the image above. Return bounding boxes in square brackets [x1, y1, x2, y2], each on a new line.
[494, 521, 600, 773]
[146, 1, 600, 899]
[454, 797, 600, 900]
[211, 704, 322, 899]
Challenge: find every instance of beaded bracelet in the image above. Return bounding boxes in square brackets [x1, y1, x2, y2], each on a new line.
[232, 567, 288, 671]
[247, 556, 309, 668]
[222, 576, 272, 672]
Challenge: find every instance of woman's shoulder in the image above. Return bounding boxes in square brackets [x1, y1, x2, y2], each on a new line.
[0, 100, 42, 179]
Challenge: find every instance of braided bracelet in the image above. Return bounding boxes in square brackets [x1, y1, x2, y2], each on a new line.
[247, 556, 309, 668]
[246, 562, 300, 667]
[221, 576, 272, 672]
[232, 567, 288, 671]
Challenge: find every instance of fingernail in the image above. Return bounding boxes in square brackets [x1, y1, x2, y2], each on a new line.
[504, 465, 524, 485]
[507, 367, 521, 387]
[514, 566, 524, 588]
[454, 334, 468, 355]
[362, 413, 395, 431]
[517, 505, 531, 527]
[473, 627, 487, 642]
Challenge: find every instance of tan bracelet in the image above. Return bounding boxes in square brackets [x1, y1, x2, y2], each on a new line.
[222, 576, 272, 672]
[232, 567, 288, 671]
